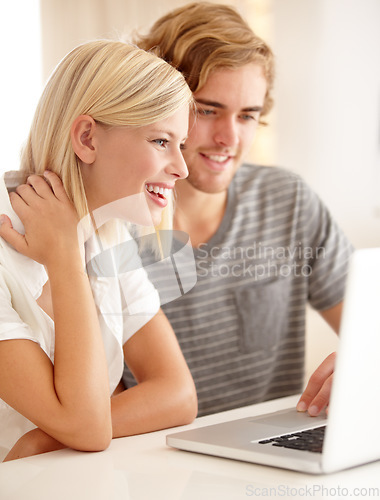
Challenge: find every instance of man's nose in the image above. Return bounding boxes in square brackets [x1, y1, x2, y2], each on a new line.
[213, 116, 239, 148]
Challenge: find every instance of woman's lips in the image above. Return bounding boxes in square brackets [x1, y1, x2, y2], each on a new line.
[145, 183, 173, 208]
[146, 184, 171, 197]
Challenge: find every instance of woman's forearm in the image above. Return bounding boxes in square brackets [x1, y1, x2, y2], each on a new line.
[44, 250, 112, 449]
[110, 379, 197, 438]
[110, 313, 197, 438]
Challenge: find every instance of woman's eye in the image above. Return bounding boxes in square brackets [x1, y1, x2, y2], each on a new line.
[153, 139, 169, 147]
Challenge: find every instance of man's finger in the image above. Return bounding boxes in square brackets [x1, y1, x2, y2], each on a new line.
[307, 375, 333, 416]
[297, 352, 336, 413]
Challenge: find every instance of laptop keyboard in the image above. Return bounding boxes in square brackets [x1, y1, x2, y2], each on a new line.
[258, 425, 326, 453]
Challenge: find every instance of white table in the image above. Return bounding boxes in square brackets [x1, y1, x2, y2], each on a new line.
[1, 395, 379, 500]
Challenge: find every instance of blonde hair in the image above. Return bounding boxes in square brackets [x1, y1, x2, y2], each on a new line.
[20, 40, 192, 229]
[135, 1, 275, 118]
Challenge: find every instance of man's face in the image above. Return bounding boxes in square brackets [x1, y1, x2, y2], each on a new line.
[182, 63, 267, 194]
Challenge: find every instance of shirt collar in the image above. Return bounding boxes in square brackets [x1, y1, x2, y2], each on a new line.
[0, 171, 48, 299]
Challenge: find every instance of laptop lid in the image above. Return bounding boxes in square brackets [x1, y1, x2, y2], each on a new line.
[321, 247, 380, 472]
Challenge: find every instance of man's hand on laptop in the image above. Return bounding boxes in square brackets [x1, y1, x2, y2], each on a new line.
[296, 352, 336, 416]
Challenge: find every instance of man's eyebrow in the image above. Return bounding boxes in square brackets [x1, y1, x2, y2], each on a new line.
[195, 98, 226, 109]
[195, 98, 263, 113]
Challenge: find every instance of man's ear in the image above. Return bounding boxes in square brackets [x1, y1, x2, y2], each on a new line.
[71, 115, 97, 164]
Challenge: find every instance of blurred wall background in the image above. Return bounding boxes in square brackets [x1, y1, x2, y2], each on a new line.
[1, 0, 380, 376]
[6, 0, 380, 249]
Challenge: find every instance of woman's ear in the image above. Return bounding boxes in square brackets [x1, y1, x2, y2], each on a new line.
[71, 115, 97, 164]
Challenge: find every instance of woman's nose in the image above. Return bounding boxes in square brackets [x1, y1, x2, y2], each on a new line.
[172, 150, 189, 180]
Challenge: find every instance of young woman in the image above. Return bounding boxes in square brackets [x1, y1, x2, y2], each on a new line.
[0, 40, 197, 462]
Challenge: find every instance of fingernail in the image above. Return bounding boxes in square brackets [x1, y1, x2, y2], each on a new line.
[297, 401, 307, 412]
[308, 405, 319, 416]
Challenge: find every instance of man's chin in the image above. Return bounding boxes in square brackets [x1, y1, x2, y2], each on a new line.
[186, 173, 233, 194]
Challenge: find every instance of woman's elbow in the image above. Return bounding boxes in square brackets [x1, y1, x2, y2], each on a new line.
[71, 429, 112, 453]
[83, 435, 112, 453]
[173, 378, 198, 425]
[83, 425, 112, 452]
[182, 390, 198, 425]
[68, 414, 113, 453]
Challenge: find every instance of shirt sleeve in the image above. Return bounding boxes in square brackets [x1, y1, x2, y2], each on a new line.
[119, 266, 160, 344]
[114, 227, 160, 345]
[0, 268, 52, 356]
[297, 180, 354, 311]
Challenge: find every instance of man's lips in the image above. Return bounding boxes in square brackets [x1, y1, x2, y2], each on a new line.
[200, 152, 235, 170]
[202, 153, 230, 163]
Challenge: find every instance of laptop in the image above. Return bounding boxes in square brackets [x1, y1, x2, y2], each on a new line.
[167, 248, 380, 474]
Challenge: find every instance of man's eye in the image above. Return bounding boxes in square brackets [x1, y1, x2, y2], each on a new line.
[197, 107, 214, 116]
[241, 114, 257, 122]
[153, 139, 169, 147]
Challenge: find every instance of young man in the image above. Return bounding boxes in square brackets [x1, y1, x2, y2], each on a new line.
[123, 2, 353, 417]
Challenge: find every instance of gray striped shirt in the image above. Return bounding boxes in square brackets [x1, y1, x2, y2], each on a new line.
[123, 164, 353, 416]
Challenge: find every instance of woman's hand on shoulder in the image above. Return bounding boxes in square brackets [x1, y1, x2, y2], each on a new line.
[0, 171, 80, 267]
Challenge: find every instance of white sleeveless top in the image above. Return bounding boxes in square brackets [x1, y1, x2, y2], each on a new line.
[0, 172, 160, 460]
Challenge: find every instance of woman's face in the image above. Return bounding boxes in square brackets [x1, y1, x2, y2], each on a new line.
[81, 104, 189, 225]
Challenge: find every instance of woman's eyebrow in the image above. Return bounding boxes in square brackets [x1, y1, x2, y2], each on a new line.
[149, 129, 188, 142]
[149, 129, 175, 138]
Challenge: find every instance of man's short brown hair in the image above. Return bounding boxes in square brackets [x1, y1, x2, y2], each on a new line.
[135, 2, 275, 116]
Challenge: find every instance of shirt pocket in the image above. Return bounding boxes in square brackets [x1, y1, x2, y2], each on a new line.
[232, 279, 290, 353]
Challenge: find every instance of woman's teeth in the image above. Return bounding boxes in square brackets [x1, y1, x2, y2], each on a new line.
[146, 184, 170, 198]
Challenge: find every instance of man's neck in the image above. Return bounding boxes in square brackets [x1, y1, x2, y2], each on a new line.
[174, 179, 228, 248]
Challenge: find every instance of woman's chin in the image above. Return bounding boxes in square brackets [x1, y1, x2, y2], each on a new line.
[149, 211, 163, 227]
